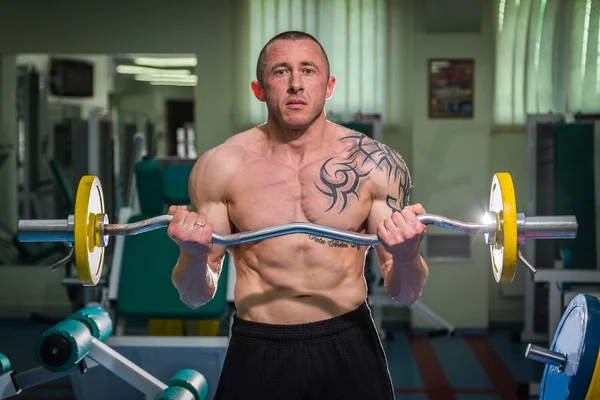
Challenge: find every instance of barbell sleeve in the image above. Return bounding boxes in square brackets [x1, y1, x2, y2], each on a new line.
[525, 344, 567, 368]
[522, 215, 578, 239]
[18, 217, 74, 243]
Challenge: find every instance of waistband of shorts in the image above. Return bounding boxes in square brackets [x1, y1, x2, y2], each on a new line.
[231, 302, 372, 342]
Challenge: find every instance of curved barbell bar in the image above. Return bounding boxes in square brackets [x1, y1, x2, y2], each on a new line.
[17, 212, 578, 247]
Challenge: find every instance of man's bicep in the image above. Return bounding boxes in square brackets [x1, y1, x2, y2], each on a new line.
[377, 145, 412, 213]
[367, 147, 412, 229]
[366, 197, 392, 235]
[194, 199, 231, 231]
[188, 148, 232, 234]
[188, 153, 232, 268]
[366, 146, 412, 264]
[366, 198, 394, 272]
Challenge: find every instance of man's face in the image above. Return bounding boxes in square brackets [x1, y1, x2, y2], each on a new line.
[252, 39, 336, 129]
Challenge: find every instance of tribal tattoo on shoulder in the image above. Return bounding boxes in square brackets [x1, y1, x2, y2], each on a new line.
[315, 134, 412, 213]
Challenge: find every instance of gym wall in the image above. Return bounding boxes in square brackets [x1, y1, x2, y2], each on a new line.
[0, 0, 528, 328]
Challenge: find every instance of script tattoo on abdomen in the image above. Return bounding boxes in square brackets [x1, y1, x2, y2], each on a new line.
[315, 134, 411, 213]
[307, 235, 362, 251]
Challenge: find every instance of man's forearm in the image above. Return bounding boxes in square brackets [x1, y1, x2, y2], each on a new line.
[384, 252, 429, 306]
[171, 252, 219, 308]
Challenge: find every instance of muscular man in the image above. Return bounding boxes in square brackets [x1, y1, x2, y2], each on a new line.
[168, 30, 429, 400]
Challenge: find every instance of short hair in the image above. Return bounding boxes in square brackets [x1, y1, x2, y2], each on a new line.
[255, 30, 330, 85]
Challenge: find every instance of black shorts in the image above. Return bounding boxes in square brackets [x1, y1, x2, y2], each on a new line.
[213, 302, 395, 400]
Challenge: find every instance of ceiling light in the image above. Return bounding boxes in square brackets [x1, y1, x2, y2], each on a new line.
[134, 57, 197, 67]
[116, 65, 191, 75]
[149, 81, 197, 86]
[134, 73, 197, 82]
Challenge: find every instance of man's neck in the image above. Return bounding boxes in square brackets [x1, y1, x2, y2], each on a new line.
[264, 114, 329, 164]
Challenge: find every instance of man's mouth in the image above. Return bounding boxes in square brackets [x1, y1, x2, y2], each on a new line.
[286, 99, 307, 106]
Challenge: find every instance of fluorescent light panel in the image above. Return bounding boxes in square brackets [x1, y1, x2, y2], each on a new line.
[134, 73, 197, 82]
[135, 73, 197, 86]
[134, 57, 197, 67]
[116, 65, 191, 75]
[150, 81, 197, 86]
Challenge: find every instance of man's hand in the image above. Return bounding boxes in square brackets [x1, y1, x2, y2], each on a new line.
[167, 205, 214, 258]
[377, 204, 427, 261]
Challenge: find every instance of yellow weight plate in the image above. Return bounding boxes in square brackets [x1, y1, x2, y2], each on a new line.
[489, 172, 518, 283]
[585, 333, 600, 399]
[585, 297, 600, 400]
[74, 176, 106, 286]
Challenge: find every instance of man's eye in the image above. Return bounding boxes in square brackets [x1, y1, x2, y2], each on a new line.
[275, 70, 287, 76]
[304, 69, 314, 74]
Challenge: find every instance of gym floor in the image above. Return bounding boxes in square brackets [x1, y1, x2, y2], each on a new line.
[0, 319, 542, 400]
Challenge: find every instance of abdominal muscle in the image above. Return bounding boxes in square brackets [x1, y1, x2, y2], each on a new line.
[230, 236, 369, 324]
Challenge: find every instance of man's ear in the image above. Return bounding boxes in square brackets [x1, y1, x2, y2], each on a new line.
[326, 76, 336, 100]
[251, 80, 265, 103]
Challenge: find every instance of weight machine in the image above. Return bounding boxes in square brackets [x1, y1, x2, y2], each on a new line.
[516, 113, 600, 398]
[0, 305, 213, 400]
[0, 65, 69, 266]
[121, 115, 155, 208]
[521, 113, 600, 346]
[55, 109, 120, 223]
[16, 65, 54, 221]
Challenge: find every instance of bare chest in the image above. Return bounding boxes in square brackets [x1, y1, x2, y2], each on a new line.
[226, 158, 372, 233]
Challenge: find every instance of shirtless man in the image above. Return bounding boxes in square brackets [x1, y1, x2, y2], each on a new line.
[167, 30, 429, 400]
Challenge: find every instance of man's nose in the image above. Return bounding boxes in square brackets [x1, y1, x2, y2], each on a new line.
[287, 72, 303, 93]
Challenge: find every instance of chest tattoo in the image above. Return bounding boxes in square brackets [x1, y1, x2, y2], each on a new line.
[314, 133, 412, 213]
[316, 156, 370, 213]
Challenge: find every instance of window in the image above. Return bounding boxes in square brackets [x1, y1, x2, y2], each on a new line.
[566, 0, 600, 113]
[494, 0, 559, 126]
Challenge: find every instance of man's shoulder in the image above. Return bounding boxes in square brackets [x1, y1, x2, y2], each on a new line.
[192, 127, 263, 183]
[329, 123, 386, 152]
[329, 123, 411, 195]
[329, 123, 405, 167]
[199, 128, 259, 165]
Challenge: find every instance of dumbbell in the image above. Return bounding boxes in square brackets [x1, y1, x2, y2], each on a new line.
[525, 294, 600, 399]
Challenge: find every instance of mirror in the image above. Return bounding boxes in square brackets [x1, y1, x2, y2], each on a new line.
[5, 53, 196, 268]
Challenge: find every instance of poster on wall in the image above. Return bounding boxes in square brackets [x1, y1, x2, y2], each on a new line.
[428, 58, 474, 119]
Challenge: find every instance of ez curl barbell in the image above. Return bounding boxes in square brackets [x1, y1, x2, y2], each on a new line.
[17, 173, 578, 286]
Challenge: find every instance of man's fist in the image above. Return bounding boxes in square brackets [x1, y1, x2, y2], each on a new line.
[377, 204, 427, 259]
[167, 205, 214, 257]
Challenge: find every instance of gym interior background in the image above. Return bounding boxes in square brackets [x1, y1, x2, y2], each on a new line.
[0, 0, 597, 399]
